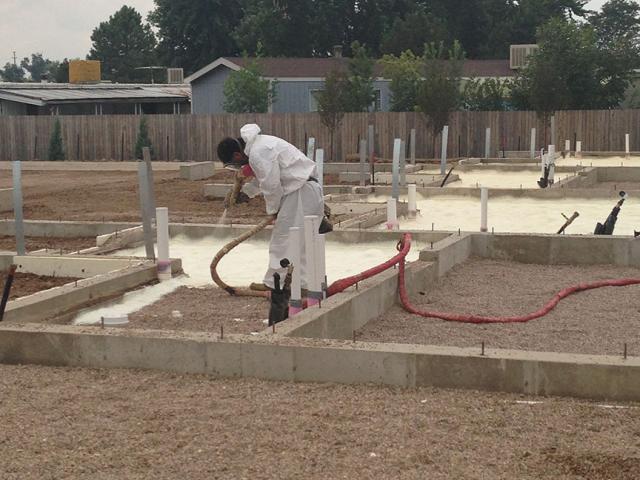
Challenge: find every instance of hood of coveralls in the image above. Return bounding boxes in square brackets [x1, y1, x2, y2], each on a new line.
[240, 124, 261, 156]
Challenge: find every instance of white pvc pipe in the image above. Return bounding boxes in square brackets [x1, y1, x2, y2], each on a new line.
[480, 187, 488, 232]
[548, 144, 556, 184]
[625, 133, 630, 156]
[530, 128, 536, 159]
[306, 137, 315, 160]
[386, 198, 399, 230]
[359, 139, 367, 187]
[441, 125, 449, 175]
[12, 161, 25, 256]
[316, 233, 327, 298]
[410, 128, 416, 165]
[565, 140, 571, 154]
[315, 148, 324, 186]
[304, 215, 321, 306]
[485, 127, 491, 159]
[400, 140, 407, 187]
[287, 227, 303, 315]
[408, 184, 417, 219]
[576, 141, 582, 158]
[156, 207, 171, 281]
[392, 138, 401, 200]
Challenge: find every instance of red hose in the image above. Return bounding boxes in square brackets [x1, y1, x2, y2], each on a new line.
[326, 236, 411, 297]
[330, 233, 640, 324]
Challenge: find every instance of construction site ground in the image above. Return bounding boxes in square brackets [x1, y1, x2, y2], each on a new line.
[358, 258, 640, 356]
[0, 270, 80, 301]
[125, 286, 269, 335]
[1, 363, 638, 480]
[0, 235, 96, 253]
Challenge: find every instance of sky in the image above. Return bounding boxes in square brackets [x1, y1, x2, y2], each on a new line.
[0, 0, 620, 66]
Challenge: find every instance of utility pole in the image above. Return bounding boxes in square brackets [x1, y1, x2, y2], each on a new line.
[12, 51, 17, 66]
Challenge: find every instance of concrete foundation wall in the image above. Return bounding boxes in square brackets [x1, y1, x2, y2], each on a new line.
[1, 325, 638, 401]
[179, 162, 216, 181]
[14, 255, 147, 278]
[0, 188, 13, 213]
[0, 220, 135, 238]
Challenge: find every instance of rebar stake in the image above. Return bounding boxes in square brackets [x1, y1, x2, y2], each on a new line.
[100, 317, 104, 329]
[220, 325, 224, 340]
[481, 341, 485, 356]
[272, 322, 276, 334]
[624, 343, 628, 360]
[352, 330, 356, 343]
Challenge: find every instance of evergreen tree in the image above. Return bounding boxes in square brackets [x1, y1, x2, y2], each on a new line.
[223, 57, 275, 113]
[315, 70, 349, 160]
[48, 119, 66, 161]
[89, 6, 156, 83]
[20, 53, 58, 82]
[135, 117, 153, 160]
[344, 42, 376, 112]
[416, 40, 465, 138]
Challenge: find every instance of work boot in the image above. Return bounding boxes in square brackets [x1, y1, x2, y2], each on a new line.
[319, 216, 333, 234]
[268, 273, 291, 326]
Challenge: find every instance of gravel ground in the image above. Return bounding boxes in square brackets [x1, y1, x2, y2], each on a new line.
[358, 258, 640, 355]
[0, 235, 96, 253]
[1, 364, 638, 480]
[127, 286, 270, 334]
[0, 270, 80, 300]
[0, 170, 269, 224]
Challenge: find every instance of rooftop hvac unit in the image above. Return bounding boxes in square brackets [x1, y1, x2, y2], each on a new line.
[167, 68, 184, 84]
[510, 44, 538, 70]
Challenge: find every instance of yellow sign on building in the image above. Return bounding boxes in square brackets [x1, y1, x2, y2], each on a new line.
[69, 60, 101, 84]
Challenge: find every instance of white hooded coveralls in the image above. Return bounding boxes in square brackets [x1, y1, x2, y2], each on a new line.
[240, 124, 324, 289]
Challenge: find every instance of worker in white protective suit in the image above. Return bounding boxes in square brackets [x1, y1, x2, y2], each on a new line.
[216, 124, 331, 291]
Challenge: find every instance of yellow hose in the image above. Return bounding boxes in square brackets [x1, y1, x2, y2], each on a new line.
[210, 215, 276, 297]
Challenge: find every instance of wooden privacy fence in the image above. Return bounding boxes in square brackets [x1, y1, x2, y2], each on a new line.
[2, 110, 640, 162]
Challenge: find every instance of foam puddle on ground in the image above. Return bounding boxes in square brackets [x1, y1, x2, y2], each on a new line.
[72, 234, 421, 325]
[383, 194, 640, 234]
[448, 168, 555, 189]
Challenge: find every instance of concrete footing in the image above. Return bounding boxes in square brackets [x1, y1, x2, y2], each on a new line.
[0, 188, 13, 213]
[179, 162, 216, 181]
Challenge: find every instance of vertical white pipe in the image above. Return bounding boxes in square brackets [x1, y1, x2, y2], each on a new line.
[485, 127, 491, 159]
[359, 139, 367, 187]
[548, 145, 556, 184]
[306, 137, 315, 160]
[565, 140, 571, 154]
[530, 128, 536, 159]
[576, 141, 582, 158]
[400, 140, 407, 187]
[156, 207, 171, 281]
[541, 151, 546, 176]
[368, 124, 375, 184]
[386, 198, 398, 230]
[392, 138, 401, 200]
[550, 115, 556, 148]
[287, 227, 303, 316]
[440, 125, 449, 175]
[480, 187, 488, 232]
[410, 128, 416, 165]
[625, 133, 630, 157]
[316, 233, 327, 298]
[304, 215, 321, 306]
[12, 161, 25, 256]
[315, 148, 324, 186]
[408, 184, 417, 219]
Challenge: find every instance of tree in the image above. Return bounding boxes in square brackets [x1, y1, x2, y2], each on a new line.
[0, 63, 25, 82]
[149, 0, 242, 74]
[135, 117, 153, 160]
[223, 58, 275, 113]
[380, 50, 423, 111]
[51, 59, 70, 83]
[513, 17, 634, 115]
[380, 5, 450, 56]
[48, 119, 66, 161]
[20, 53, 58, 82]
[89, 6, 156, 83]
[343, 41, 376, 112]
[416, 40, 465, 140]
[462, 78, 512, 111]
[315, 70, 349, 161]
[589, 0, 640, 49]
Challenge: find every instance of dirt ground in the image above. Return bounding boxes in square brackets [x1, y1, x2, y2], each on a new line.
[0, 169, 269, 224]
[127, 286, 270, 334]
[0, 364, 638, 480]
[0, 235, 96, 253]
[358, 258, 640, 356]
[0, 270, 79, 300]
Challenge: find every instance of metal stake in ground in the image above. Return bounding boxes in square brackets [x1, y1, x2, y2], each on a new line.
[12, 161, 25, 256]
[392, 138, 401, 201]
[0, 264, 17, 321]
[410, 128, 416, 165]
[441, 126, 449, 176]
[359, 139, 367, 187]
[137, 160, 155, 260]
[142, 147, 157, 223]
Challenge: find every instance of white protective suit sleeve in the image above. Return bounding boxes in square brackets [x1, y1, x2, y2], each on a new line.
[241, 178, 261, 198]
[241, 124, 284, 215]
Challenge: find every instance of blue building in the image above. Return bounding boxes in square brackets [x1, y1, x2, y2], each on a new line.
[185, 56, 516, 114]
